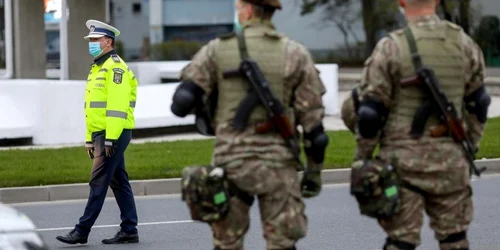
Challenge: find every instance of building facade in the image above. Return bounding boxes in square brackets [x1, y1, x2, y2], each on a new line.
[42, 0, 500, 63]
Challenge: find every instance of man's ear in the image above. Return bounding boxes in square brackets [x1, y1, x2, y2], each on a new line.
[244, 3, 254, 19]
[398, 0, 406, 8]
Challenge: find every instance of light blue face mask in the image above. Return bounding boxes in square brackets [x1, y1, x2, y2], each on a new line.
[398, 6, 405, 15]
[233, 10, 242, 32]
[88, 41, 103, 58]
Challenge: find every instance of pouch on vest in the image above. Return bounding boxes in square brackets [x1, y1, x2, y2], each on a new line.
[181, 165, 231, 222]
[349, 158, 401, 219]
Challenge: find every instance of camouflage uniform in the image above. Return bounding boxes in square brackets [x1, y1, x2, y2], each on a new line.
[179, 2, 326, 249]
[354, 15, 488, 250]
[340, 86, 360, 133]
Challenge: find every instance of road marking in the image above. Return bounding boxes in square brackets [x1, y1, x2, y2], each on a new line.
[36, 220, 194, 232]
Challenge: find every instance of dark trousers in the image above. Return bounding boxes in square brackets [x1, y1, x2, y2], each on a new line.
[75, 129, 138, 236]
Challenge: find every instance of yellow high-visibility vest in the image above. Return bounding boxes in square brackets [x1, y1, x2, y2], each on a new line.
[84, 52, 138, 143]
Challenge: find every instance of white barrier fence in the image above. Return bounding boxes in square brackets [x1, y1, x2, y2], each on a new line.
[0, 62, 339, 146]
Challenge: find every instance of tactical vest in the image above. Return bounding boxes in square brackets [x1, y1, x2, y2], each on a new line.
[385, 21, 467, 140]
[213, 24, 290, 126]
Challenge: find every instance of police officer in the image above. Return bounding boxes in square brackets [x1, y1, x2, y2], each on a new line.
[350, 0, 490, 249]
[56, 20, 139, 245]
[171, 0, 328, 249]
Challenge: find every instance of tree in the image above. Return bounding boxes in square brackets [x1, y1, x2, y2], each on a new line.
[300, 0, 362, 58]
[300, 0, 399, 58]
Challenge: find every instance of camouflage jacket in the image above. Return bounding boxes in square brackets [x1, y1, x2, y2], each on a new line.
[354, 15, 487, 193]
[180, 19, 326, 169]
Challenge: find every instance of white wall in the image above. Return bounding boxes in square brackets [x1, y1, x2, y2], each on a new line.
[0, 62, 338, 145]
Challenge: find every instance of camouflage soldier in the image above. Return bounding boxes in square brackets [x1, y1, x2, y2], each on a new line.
[348, 0, 491, 250]
[170, 0, 328, 249]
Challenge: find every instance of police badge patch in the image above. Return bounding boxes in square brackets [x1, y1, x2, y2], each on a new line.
[113, 68, 125, 84]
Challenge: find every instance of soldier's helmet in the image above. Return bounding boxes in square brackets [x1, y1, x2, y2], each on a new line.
[242, 0, 282, 9]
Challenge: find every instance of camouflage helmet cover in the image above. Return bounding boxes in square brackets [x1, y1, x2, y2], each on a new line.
[242, 0, 282, 9]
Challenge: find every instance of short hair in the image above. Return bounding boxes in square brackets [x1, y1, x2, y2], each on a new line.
[405, 0, 435, 7]
[105, 36, 115, 47]
[241, 1, 276, 20]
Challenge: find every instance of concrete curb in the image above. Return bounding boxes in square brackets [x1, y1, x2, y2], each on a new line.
[1, 158, 499, 204]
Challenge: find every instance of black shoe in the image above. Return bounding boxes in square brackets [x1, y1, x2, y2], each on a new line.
[55, 229, 88, 245]
[101, 229, 139, 244]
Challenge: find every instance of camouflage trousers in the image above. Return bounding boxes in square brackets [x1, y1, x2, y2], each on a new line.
[378, 184, 473, 250]
[209, 158, 307, 250]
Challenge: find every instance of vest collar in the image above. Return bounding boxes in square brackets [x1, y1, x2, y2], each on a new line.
[407, 14, 442, 27]
[241, 18, 276, 30]
[93, 50, 116, 66]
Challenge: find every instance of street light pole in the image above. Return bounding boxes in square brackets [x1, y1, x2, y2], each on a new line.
[60, 0, 68, 80]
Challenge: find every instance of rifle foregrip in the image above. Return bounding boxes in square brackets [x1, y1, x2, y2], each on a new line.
[271, 115, 295, 139]
[449, 119, 466, 141]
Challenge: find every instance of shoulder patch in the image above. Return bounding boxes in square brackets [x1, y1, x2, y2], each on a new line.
[111, 54, 120, 63]
[218, 32, 236, 40]
[112, 68, 125, 84]
[264, 30, 283, 39]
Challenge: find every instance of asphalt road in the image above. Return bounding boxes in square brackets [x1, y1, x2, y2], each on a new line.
[12, 174, 500, 250]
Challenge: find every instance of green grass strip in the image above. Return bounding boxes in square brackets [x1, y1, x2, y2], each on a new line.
[0, 117, 498, 188]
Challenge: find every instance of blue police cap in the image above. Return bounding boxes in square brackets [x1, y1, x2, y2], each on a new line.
[84, 20, 120, 40]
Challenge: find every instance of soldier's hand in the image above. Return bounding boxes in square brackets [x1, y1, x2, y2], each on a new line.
[85, 141, 94, 159]
[301, 170, 322, 198]
[104, 140, 116, 157]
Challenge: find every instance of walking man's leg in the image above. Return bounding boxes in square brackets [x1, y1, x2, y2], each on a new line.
[102, 130, 139, 244]
[56, 132, 125, 244]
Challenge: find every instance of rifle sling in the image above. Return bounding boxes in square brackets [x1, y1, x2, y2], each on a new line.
[236, 27, 249, 60]
[231, 26, 265, 130]
[403, 27, 434, 138]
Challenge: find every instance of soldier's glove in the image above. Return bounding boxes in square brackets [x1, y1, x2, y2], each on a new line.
[85, 141, 94, 159]
[104, 140, 116, 157]
[301, 167, 322, 198]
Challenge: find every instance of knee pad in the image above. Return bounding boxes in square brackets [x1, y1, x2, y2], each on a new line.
[357, 99, 388, 138]
[303, 124, 329, 164]
[464, 85, 491, 123]
[171, 80, 205, 117]
[383, 237, 416, 250]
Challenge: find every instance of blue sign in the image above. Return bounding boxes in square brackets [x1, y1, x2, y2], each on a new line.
[44, 12, 60, 23]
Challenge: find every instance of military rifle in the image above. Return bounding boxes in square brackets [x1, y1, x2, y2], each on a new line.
[222, 28, 304, 171]
[223, 59, 304, 171]
[401, 27, 486, 177]
[403, 66, 486, 177]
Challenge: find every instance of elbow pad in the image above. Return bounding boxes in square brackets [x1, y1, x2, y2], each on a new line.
[464, 85, 491, 124]
[357, 99, 388, 139]
[303, 124, 329, 164]
[171, 80, 205, 117]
